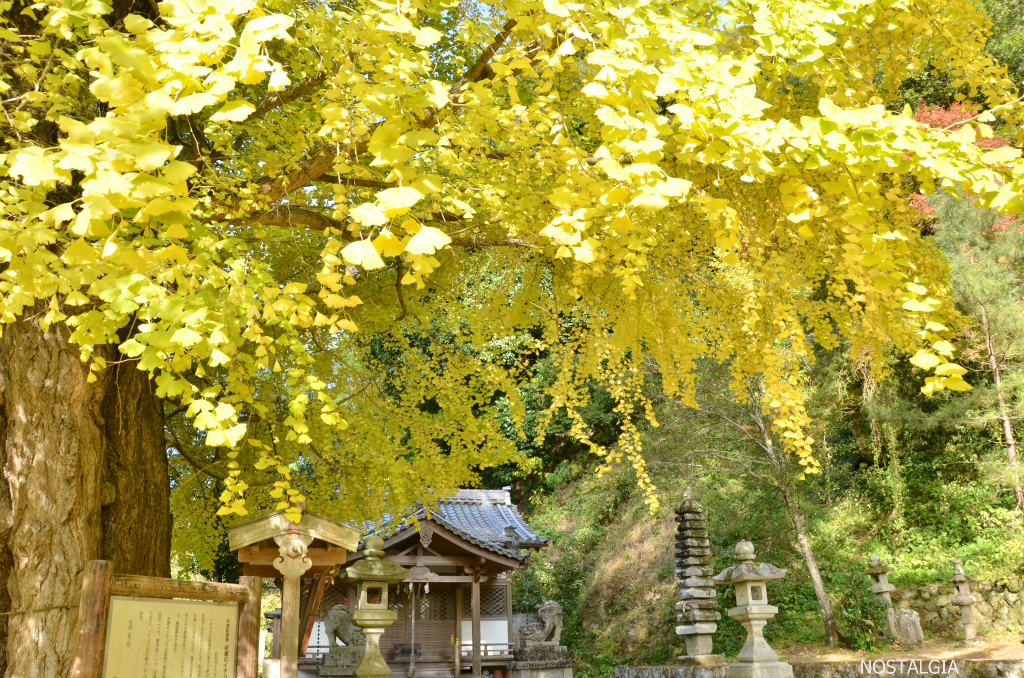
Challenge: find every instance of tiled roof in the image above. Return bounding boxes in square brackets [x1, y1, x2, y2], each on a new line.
[385, 488, 548, 561]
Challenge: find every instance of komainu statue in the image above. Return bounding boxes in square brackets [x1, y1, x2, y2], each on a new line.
[519, 599, 564, 647]
[510, 599, 574, 678]
[319, 604, 366, 677]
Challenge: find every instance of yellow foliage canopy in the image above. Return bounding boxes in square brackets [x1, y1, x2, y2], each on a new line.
[2, 0, 1021, 554]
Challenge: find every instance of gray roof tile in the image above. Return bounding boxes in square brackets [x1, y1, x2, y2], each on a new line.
[387, 488, 547, 560]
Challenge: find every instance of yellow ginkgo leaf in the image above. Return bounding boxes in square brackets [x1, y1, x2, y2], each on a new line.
[935, 363, 967, 377]
[341, 238, 386, 270]
[211, 100, 256, 122]
[909, 350, 941, 370]
[942, 375, 972, 391]
[405, 226, 451, 255]
[376, 186, 423, 217]
[373, 230, 406, 257]
[630, 192, 669, 210]
[350, 203, 389, 226]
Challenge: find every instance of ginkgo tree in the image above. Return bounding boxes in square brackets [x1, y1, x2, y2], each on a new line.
[2, 0, 1023, 673]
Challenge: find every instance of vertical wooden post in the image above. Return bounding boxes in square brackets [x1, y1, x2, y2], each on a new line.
[70, 560, 113, 678]
[299, 573, 327, 657]
[272, 616, 282, 658]
[505, 581, 513, 654]
[236, 575, 261, 678]
[471, 572, 481, 678]
[281, 575, 301, 678]
[454, 586, 463, 675]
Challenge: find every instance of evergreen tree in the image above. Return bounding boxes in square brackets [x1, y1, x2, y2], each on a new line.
[929, 194, 1024, 513]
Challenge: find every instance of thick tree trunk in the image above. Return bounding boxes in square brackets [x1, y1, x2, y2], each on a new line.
[979, 305, 1024, 514]
[0, 314, 169, 677]
[100, 355, 172, 575]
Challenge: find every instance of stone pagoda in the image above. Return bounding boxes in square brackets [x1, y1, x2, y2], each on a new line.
[674, 488, 725, 671]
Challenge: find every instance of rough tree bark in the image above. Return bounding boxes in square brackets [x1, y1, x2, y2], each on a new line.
[0, 0, 171, 672]
[0, 313, 170, 677]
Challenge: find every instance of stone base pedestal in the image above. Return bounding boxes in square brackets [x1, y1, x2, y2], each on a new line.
[726, 661, 793, 678]
[509, 645, 575, 678]
[509, 664, 575, 678]
[318, 646, 364, 677]
[677, 656, 726, 669]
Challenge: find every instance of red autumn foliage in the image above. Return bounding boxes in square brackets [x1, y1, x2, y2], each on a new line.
[912, 101, 1010, 149]
[908, 101, 1020, 230]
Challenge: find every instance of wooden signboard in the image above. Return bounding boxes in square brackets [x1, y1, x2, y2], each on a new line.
[70, 561, 261, 678]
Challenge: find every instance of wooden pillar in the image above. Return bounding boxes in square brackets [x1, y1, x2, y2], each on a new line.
[505, 581, 513, 653]
[455, 586, 463, 675]
[272, 532, 313, 678]
[471, 572, 481, 678]
[271, 613, 281, 658]
[236, 575, 261, 678]
[281, 575, 301, 678]
[299, 573, 327, 657]
[70, 560, 113, 678]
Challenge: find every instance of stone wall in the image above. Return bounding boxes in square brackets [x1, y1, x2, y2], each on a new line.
[619, 662, 1024, 678]
[790, 659, 1024, 678]
[891, 577, 1024, 634]
[614, 666, 726, 678]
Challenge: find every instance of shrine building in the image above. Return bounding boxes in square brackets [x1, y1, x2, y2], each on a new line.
[278, 488, 547, 678]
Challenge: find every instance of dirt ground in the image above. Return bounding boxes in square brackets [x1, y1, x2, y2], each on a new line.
[783, 633, 1024, 663]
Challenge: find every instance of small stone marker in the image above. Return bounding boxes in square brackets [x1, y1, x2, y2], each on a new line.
[674, 488, 725, 670]
[951, 558, 979, 644]
[713, 541, 792, 678]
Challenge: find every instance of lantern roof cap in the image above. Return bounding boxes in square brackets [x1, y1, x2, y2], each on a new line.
[714, 562, 787, 585]
[346, 535, 409, 583]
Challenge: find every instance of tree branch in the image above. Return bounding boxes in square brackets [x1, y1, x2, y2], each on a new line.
[250, 19, 519, 206]
[250, 72, 328, 121]
[320, 175, 396, 190]
[237, 204, 533, 248]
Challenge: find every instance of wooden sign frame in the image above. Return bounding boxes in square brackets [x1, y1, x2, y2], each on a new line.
[70, 560, 261, 678]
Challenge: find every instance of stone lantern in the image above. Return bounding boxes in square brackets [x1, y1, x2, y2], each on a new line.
[865, 555, 897, 638]
[865, 555, 895, 607]
[345, 535, 410, 677]
[713, 540, 792, 678]
[950, 559, 978, 644]
[862, 554, 923, 646]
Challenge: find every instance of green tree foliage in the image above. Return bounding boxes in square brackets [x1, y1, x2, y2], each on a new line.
[978, 0, 1024, 87]
[924, 194, 1024, 511]
[3, 0, 1024, 555]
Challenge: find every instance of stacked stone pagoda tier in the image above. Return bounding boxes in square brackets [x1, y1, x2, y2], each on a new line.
[674, 489, 724, 668]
